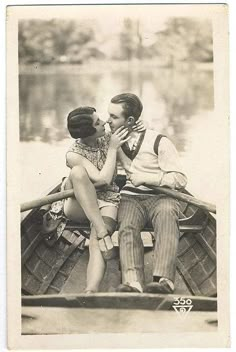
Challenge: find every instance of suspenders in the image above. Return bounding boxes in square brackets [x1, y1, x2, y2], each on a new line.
[122, 132, 166, 159]
[153, 134, 166, 155]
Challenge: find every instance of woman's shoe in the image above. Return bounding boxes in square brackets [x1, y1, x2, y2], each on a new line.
[97, 232, 116, 260]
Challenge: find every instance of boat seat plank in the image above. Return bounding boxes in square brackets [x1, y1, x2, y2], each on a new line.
[63, 208, 208, 249]
[66, 223, 204, 233]
[65, 207, 207, 233]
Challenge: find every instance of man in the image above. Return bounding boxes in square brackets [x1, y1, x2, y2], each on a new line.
[108, 93, 187, 294]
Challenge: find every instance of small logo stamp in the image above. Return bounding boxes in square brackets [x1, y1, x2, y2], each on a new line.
[172, 297, 193, 319]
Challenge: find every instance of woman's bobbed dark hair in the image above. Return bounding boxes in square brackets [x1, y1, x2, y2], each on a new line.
[67, 106, 96, 139]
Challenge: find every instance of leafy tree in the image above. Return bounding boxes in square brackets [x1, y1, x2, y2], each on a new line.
[18, 20, 97, 64]
[119, 18, 144, 60]
[151, 18, 213, 66]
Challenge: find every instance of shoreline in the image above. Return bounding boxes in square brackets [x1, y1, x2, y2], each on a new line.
[19, 60, 213, 75]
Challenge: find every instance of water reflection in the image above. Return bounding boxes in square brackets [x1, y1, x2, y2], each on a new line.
[19, 67, 213, 153]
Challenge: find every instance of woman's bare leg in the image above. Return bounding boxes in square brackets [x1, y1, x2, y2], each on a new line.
[85, 226, 106, 292]
[85, 206, 118, 292]
[64, 165, 107, 234]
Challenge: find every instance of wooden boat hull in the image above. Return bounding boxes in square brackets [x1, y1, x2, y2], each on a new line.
[21, 176, 217, 298]
[22, 295, 218, 335]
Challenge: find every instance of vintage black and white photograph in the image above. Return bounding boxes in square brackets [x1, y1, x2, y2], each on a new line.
[7, 3, 229, 349]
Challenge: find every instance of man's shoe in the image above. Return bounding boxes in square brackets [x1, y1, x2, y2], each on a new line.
[144, 281, 174, 294]
[116, 284, 141, 293]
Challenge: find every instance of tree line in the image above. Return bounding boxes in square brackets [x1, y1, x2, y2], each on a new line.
[19, 18, 213, 66]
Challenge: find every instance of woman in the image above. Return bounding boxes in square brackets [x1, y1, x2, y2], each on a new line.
[62, 106, 130, 293]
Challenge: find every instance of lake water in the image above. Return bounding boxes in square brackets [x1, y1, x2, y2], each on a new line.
[19, 64, 217, 205]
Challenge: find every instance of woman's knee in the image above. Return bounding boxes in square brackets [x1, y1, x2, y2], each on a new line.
[69, 165, 88, 183]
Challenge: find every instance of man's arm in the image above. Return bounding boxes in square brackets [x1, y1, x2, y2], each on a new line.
[130, 137, 187, 190]
[157, 137, 187, 189]
[131, 171, 187, 190]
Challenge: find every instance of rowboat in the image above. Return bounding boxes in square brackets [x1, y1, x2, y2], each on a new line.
[21, 175, 217, 334]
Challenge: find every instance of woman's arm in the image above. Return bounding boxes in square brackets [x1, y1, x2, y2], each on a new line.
[67, 127, 129, 187]
[67, 153, 114, 188]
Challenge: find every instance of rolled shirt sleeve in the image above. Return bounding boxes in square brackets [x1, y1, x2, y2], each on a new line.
[158, 137, 187, 189]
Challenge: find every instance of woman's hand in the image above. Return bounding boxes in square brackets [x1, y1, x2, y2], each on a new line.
[133, 119, 146, 132]
[110, 127, 130, 149]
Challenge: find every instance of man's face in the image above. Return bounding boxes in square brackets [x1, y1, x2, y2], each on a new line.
[108, 103, 129, 133]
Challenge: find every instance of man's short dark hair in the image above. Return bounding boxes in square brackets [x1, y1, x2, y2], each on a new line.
[67, 106, 96, 139]
[111, 93, 143, 121]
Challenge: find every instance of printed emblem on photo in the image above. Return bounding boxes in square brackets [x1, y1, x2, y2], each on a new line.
[172, 297, 193, 319]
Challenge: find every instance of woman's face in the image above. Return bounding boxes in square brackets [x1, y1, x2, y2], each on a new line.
[91, 112, 106, 138]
